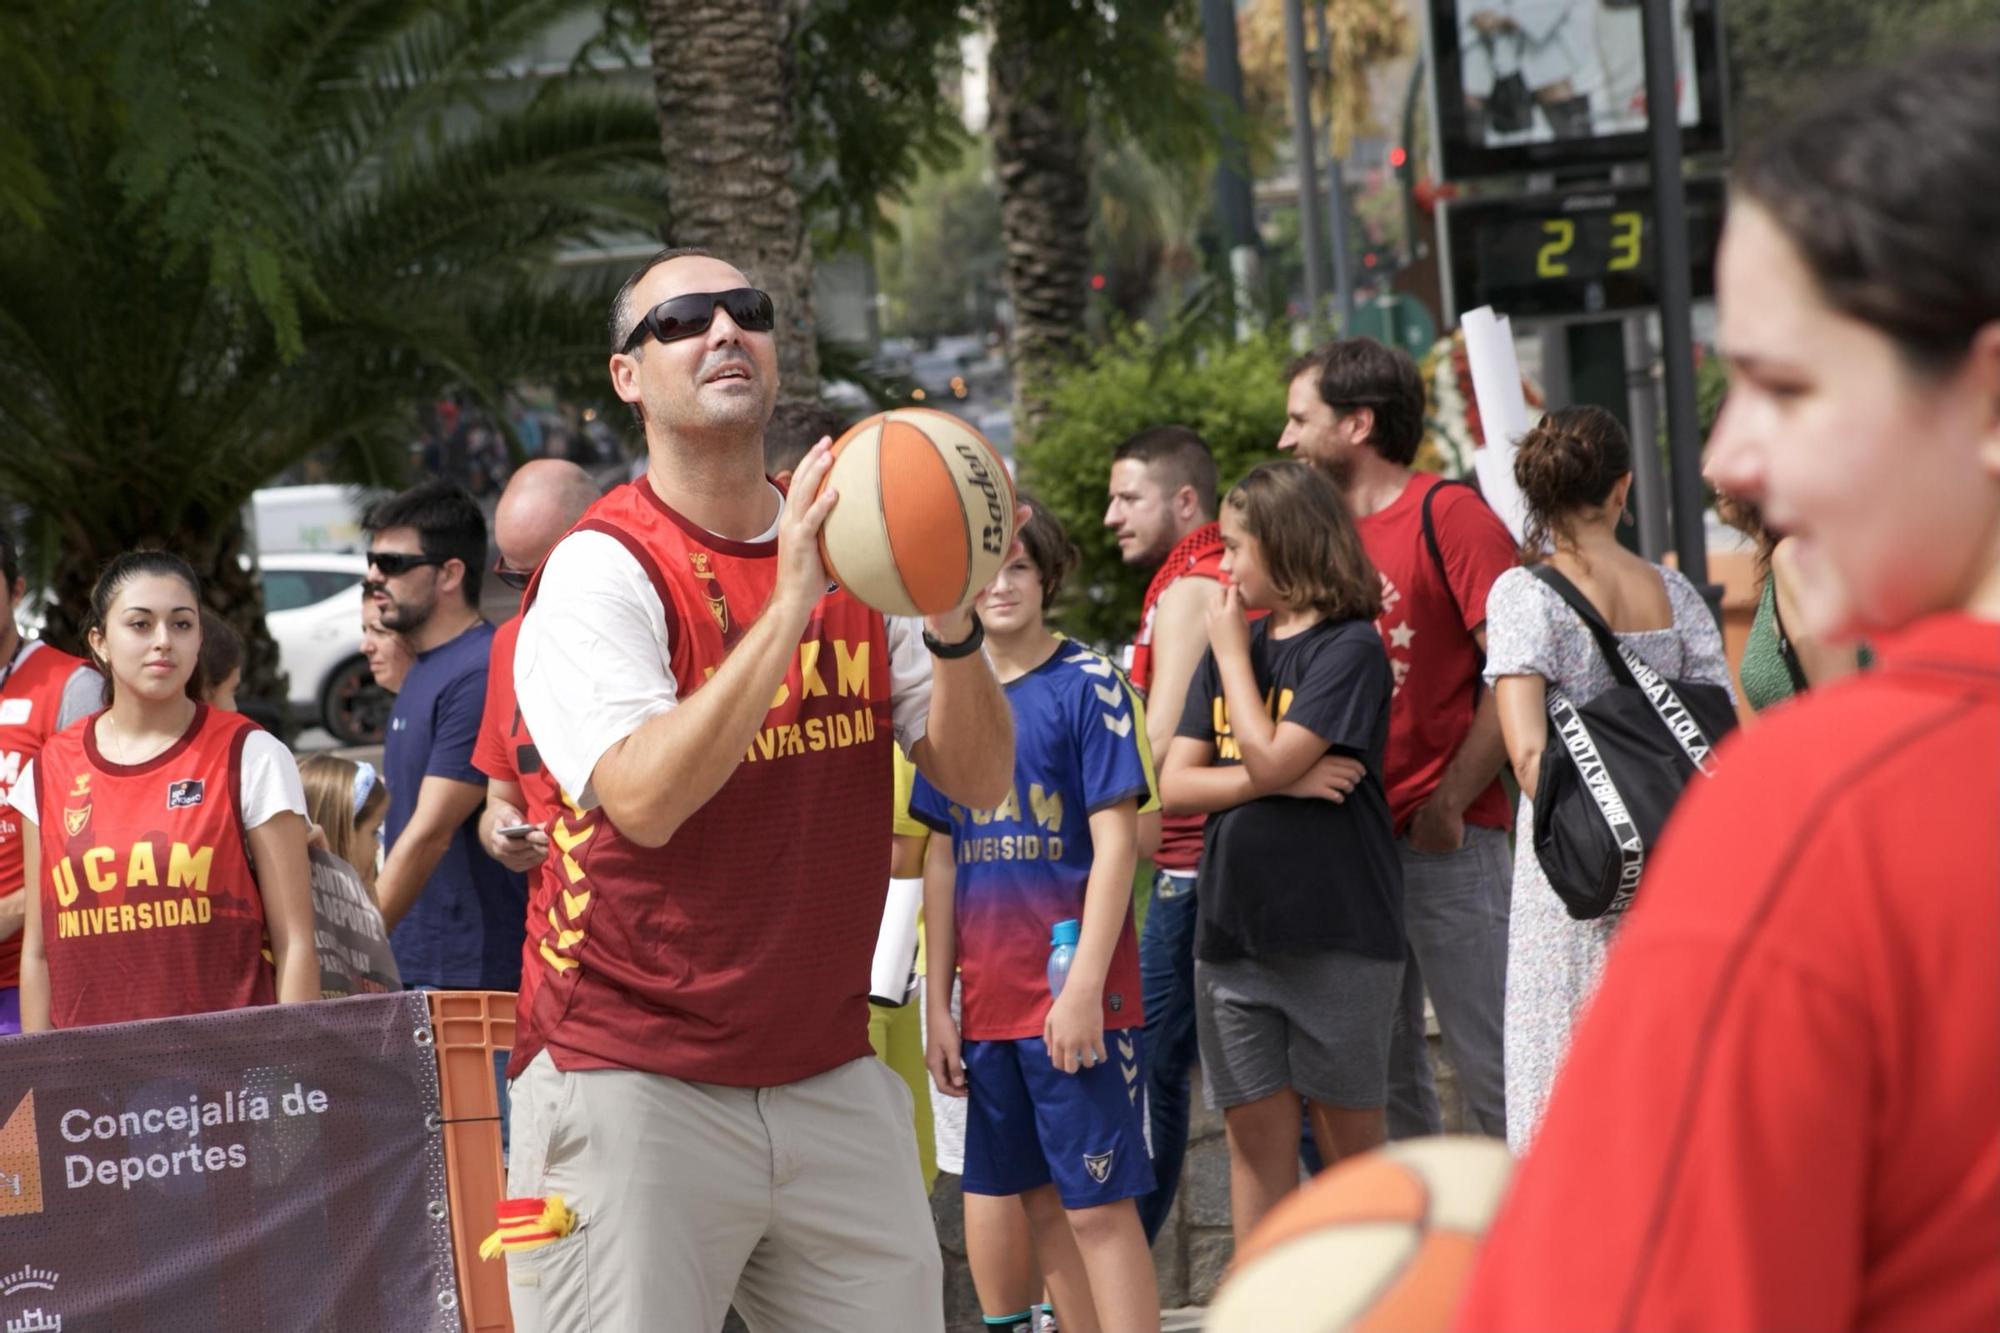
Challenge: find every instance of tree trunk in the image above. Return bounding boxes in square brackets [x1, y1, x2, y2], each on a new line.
[199, 510, 291, 738]
[646, 0, 820, 403]
[989, 6, 1094, 439]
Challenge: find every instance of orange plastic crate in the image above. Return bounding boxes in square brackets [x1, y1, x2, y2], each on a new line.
[428, 990, 518, 1333]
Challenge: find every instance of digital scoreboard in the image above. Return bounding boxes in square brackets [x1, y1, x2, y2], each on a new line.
[1440, 179, 1725, 324]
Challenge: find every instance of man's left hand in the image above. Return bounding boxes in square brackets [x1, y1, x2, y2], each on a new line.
[1407, 798, 1467, 855]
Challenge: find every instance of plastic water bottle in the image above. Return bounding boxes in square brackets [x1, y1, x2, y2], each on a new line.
[1047, 919, 1080, 999]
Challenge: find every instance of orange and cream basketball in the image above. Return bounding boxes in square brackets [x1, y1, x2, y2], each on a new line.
[1207, 1135, 1514, 1333]
[816, 408, 1017, 617]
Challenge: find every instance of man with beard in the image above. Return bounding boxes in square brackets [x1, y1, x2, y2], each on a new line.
[1101, 425, 1230, 1240]
[503, 248, 1014, 1332]
[364, 479, 526, 990]
[1278, 339, 1515, 1140]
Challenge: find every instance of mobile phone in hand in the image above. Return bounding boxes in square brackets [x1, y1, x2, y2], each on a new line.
[496, 823, 536, 839]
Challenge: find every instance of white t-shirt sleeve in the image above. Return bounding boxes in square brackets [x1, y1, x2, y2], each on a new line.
[57, 663, 104, 730]
[515, 530, 680, 808]
[886, 615, 934, 755]
[9, 734, 305, 831]
[240, 729, 308, 831]
[9, 758, 36, 826]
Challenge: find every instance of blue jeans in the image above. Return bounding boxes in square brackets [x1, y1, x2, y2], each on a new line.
[1135, 869, 1200, 1243]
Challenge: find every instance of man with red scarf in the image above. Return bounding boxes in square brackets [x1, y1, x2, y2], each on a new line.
[1104, 425, 1227, 1241]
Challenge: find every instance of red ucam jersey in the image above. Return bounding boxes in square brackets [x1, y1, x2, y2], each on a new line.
[472, 612, 574, 1079]
[1130, 523, 1227, 874]
[34, 705, 272, 1029]
[0, 641, 94, 988]
[515, 480, 895, 1087]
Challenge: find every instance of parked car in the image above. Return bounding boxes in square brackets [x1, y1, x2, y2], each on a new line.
[261, 553, 389, 745]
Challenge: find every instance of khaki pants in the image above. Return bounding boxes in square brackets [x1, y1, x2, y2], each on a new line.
[505, 1050, 944, 1332]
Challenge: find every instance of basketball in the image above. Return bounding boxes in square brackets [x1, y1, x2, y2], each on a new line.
[816, 408, 1017, 617]
[1206, 1135, 1514, 1333]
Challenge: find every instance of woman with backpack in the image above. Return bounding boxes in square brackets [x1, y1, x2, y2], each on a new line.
[1482, 405, 1732, 1152]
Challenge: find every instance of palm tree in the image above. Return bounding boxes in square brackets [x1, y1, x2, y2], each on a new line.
[0, 0, 668, 696]
[983, 0, 1209, 439]
[987, 5, 1093, 435]
[642, 0, 821, 400]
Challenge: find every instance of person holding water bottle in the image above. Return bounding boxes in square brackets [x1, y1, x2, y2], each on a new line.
[916, 497, 1161, 1333]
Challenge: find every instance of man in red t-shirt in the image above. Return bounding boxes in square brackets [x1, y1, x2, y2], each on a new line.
[472, 459, 601, 1067]
[1279, 339, 1515, 1138]
[0, 533, 102, 1034]
[1104, 424, 1228, 1242]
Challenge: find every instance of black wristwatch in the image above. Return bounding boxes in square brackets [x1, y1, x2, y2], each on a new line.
[922, 611, 985, 659]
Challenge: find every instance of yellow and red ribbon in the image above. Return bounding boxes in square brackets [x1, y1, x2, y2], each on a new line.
[479, 1194, 577, 1260]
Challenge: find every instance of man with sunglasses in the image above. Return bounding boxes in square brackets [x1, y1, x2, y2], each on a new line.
[505, 247, 1017, 1333]
[363, 479, 527, 993]
[470, 459, 601, 1078]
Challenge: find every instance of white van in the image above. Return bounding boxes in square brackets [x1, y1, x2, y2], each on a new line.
[249, 484, 386, 557]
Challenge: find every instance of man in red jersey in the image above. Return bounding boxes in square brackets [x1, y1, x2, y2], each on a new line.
[471, 459, 600, 1076]
[1280, 338, 1515, 1140]
[1103, 424, 1227, 1241]
[505, 248, 1015, 1333]
[0, 533, 102, 1034]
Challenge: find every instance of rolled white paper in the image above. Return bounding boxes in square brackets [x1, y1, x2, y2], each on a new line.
[869, 875, 925, 1005]
[1460, 305, 1535, 547]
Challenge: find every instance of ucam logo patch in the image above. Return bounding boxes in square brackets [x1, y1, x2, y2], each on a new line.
[167, 779, 204, 810]
[1082, 1150, 1115, 1184]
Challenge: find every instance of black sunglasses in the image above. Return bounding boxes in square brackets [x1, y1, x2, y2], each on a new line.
[619, 288, 775, 354]
[492, 556, 532, 591]
[367, 550, 447, 577]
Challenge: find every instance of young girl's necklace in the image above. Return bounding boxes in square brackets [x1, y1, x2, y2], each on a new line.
[104, 710, 178, 766]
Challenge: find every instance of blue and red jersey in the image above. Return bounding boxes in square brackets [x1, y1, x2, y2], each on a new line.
[911, 643, 1149, 1041]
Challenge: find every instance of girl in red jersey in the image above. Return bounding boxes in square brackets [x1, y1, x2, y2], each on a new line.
[16, 551, 319, 1030]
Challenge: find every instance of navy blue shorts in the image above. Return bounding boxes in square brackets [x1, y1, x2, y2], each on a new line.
[960, 1031, 1155, 1210]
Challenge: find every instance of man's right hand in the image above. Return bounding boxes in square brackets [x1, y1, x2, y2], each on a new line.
[926, 1003, 968, 1098]
[774, 438, 841, 615]
[481, 798, 551, 872]
[1281, 754, 1365, 803]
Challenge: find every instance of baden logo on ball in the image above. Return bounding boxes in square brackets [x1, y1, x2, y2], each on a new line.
[815, 409, 1018, 618]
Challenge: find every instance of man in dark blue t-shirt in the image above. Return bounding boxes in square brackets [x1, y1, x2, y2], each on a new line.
[366, 480, 526, 989]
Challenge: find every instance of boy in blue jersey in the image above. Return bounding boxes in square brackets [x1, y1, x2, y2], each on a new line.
[916, 498, 1161, 1333]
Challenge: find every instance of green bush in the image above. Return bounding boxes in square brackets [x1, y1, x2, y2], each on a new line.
[1018, 321, 1296, 650]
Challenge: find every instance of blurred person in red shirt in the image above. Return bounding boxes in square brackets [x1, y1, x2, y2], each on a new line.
[0, 532, 101, 1035]
[1459, 36, 2000, 1332]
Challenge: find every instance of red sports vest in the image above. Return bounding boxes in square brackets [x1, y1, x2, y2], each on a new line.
[0, 641, 88, 987]
[472, 615, 571, 1077]
[35, 705, 272, 1028]
[516, 479, 894, 1086]
[1131, 523, 1227, 874]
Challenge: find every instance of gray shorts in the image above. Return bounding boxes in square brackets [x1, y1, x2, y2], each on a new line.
[1195, 951, 1404, 1111]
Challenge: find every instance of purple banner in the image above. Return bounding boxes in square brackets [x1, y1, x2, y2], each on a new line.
[0, 992, 458, 1332]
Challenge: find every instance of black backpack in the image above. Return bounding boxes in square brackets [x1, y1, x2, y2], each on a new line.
[1529, 565, 1739, 920]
